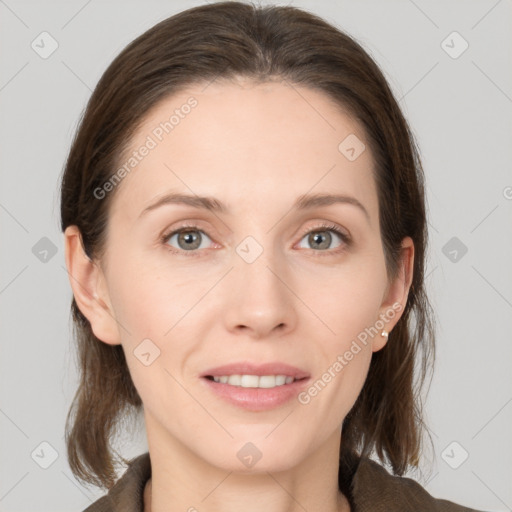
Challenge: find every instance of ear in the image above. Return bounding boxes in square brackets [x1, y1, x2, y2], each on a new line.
[64, 225, 121, 346]
[372, 236, 414, 352]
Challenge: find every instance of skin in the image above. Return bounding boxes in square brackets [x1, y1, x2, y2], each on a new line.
[65, 77, 414, 512]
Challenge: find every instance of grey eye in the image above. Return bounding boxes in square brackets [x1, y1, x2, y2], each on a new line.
[167, 230, 212, 251]
[298, 230, 343, 250]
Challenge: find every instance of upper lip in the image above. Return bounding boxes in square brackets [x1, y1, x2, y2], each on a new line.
[201, 362, 310, 380]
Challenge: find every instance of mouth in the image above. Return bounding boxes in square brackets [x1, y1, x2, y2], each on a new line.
[200, 362, 310, 411]
[200, 362, 309, 383]
[204, 374, 306, 388]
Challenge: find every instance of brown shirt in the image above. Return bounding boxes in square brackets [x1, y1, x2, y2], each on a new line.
[82, 452, 484, 512]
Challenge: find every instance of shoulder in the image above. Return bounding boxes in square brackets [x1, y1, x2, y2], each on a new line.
[351, 456, 485, 512]
[82, 452, 151, 512]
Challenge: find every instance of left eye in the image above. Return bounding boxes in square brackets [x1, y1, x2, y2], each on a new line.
[297, 229, 345, 251]
[166, 229, 213, 251]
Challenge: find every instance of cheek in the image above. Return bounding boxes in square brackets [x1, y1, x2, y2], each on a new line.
[298, 330, 373, 432]
[112, 266, 203, 419]
[105, 248, 213, 377]
[297, 254, 387, 342]
[106, 246, 207, 337]
[293, 255, 385, 418]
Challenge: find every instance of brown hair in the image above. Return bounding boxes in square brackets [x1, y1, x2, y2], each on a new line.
[60, 0, 435, 490]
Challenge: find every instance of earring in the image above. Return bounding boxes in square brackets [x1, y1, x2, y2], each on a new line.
[381, 330, 389, 339]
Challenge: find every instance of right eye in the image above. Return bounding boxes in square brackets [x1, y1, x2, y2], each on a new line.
[163, 227, 215, 252]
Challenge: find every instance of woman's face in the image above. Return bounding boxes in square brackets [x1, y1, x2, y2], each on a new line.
[72, 78, 412, 472]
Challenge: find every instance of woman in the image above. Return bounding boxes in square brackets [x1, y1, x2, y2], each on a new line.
[60, 2, 484, 511]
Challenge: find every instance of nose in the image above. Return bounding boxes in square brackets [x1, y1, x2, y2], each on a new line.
[222, 247, 297, 340]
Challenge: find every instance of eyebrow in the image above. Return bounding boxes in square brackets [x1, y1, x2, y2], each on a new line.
[139, 191, 370, 222]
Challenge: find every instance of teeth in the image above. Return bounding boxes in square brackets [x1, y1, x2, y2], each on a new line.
[211, 374, 296, 388]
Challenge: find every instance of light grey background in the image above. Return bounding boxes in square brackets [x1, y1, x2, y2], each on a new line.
[1, 0, 511, 511]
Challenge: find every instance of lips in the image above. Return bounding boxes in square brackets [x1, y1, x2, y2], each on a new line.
[200, 362, 311, 411]
[200, 362, 310, 380]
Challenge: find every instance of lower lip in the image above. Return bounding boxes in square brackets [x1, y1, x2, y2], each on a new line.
[201, 377, 310, 411]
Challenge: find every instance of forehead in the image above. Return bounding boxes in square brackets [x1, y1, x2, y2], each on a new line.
[109, 78, 378, 225]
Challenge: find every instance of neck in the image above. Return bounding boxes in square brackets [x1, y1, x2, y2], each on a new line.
[142, 414, 351, 512]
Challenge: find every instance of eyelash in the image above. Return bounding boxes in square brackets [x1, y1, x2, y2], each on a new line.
[160, 222, 351, 257]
